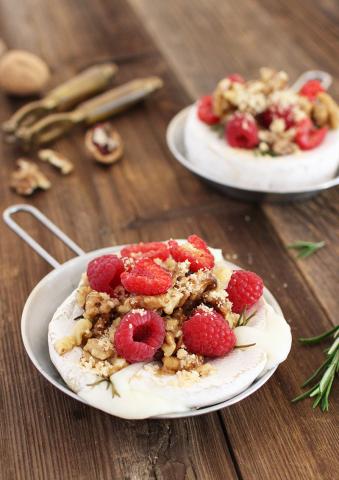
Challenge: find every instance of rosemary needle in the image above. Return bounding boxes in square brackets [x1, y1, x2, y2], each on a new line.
[287, 240, 325, 259]
[292, 325, 339, 411]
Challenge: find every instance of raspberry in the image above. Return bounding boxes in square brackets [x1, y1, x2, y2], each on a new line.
[169, 234, 214, 272]
[87, 254, 124, 296]
[226, 270, 264, 314]
[260, 104, 295, 129]
[295, 118, 328, 150]
[121, 258, 172, 295]
[227, 73, 245, 84]
[114, 310, 165, 363]
[121, 241, 170, 261]
[197, 95, 220, 125]
[183, 308, 236, 357]
[226, 113, 259, 149]
[299, 80, 325, 101]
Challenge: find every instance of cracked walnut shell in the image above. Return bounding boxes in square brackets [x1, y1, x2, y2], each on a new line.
[85, 123, 124, 164]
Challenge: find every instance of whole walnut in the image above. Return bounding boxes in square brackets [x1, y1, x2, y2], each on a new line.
[0, 49, 50, 96]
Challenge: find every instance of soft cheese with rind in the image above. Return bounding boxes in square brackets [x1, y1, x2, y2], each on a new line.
[48, 248, 292, 419]
[184, 104, 339, 191]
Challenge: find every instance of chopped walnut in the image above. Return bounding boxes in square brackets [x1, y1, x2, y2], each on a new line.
[259, 126, 297, 155]
[54, 318, 92, 355]
[77, 274, 91, 307]
[81, 351, 126, 378]
[273, 138, 298, 156]
[10, 159, 51, 196]
[312, 92, 339, 128]
[92, 316, 110, 337]
[165, 318, 180, 333]
[38, 149, 74, 175]
[84, 336, 114, 361]
[84, 291, 118, 321]
[259, 67, 288, 93]
[162, 356, 180, 373]
[162, 332, 176, 357]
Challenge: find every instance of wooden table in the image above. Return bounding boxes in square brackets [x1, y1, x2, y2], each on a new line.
[0, 1, 338, 478]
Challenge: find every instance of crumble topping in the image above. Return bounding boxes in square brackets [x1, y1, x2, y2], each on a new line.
[55, 250, 234, 381]
[210, 67, 339, 156]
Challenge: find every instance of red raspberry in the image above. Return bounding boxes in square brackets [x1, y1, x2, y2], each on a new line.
[299, 80, 325, 101]
[295, 118, 328, 150]
[121, 241, 170, 261]
[197, 95, 220, 125]
[183, 308, 236, 357]
[169, 234, 214, 272]
[121, 258, 172, 295]
[227, 73, 245, 84]
[87, 254, 124, 296]
[226, 113, 259, 149]
[226, 270, 264, 314]
[260, 104, 295, 129]
[114, 310, 165, 363]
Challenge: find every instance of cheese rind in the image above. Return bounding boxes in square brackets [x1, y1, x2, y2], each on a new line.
[184, 104, 339, 191]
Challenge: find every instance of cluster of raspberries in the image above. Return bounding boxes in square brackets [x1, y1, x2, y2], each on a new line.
[198, 75, 328, 151]
[87, 235, 263, 364]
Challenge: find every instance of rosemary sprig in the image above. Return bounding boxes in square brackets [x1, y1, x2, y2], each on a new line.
[209, 123, 224, 138]
[287, 240, 325, 259]
[235, 343, 256, 349]
[237, 308, 257, 327]
[292, 325, 339, 411]
[87, 377, 120, 398]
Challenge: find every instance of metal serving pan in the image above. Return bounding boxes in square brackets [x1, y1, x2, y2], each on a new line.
[4, 204, 282, 419]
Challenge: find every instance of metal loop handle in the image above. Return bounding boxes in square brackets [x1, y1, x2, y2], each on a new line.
[292, 70, 332, 92]
[3, 204, 85, 269]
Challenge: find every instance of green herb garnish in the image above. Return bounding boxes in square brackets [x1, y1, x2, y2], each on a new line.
[237, 307, 257, 327]
[292, 325, 338, 411]
[287, 240, 325, 258]
[87, 377, 120, 398]
[209, 123, 224, 138]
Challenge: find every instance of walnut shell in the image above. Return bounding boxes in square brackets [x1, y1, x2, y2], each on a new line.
[85, 123, 124, 164]
[0, 50, 50, 96]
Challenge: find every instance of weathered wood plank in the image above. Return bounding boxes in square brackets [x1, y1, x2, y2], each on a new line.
[1, 0, 338, 479]
[0, 1, 239, 479]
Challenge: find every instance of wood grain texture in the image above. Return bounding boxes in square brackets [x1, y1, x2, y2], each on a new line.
[0, 0, 338, 479]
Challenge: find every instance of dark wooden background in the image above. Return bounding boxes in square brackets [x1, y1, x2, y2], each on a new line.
[0, 0, 338, 479]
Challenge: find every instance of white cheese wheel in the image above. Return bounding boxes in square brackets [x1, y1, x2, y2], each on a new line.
[184, 104, 339, 191]
[48, 250, 292, 419]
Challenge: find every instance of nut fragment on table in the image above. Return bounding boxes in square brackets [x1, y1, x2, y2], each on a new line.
[38, 149, 74, 175]
[10, 159, 51, 195]
[0, 49, 50, 96]
[85, 123, 124, 164]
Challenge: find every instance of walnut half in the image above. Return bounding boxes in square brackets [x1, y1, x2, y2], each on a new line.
[10, 159, 51, 196]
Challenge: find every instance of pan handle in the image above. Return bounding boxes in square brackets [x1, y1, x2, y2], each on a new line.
[2, 204, 85, 269]
[292, 70, 332, 92]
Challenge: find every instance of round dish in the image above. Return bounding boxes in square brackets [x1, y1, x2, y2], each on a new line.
[167, 107, 339, 202]
[185, 103, 339, 191]
[21, 243, 291, 419]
